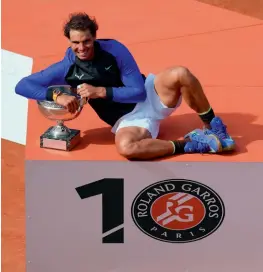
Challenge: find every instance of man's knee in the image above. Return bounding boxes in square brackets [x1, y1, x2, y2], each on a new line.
[170, 66, 195, 86]
[116, 139, 138, 159]
[156, 66, 194, 92]
[154, 66, 190, 107]
[115, 127, 151, 159]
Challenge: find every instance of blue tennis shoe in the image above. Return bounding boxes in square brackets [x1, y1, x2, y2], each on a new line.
[184, 116, 235, 152]
[204, 117, 235, 151]
[184, 129, 222, 153]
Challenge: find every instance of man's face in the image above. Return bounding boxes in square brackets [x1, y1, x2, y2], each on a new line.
[69, 29, 96, 60]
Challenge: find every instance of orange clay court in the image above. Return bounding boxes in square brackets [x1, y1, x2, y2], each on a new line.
[2, 0, 263, 271]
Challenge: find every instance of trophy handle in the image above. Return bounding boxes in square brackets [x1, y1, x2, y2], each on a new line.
[76, 85, 89, 111]
[74, 97, 88, 115]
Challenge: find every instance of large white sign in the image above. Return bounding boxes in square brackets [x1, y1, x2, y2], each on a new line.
[26, 161, 263, 272]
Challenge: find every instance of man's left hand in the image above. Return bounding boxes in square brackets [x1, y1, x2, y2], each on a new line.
[77, 83, 106, 99]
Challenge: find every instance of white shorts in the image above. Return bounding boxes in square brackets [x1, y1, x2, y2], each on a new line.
[111, 73, 182, 138]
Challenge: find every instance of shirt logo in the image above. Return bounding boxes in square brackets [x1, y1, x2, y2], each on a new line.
[105, 65, 112, 71]
[75, 73, 84, 79]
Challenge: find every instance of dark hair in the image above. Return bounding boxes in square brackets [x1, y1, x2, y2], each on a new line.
[63, 12, 99, 38]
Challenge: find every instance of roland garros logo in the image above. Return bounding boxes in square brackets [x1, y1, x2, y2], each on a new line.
[131, 179, 225, 243]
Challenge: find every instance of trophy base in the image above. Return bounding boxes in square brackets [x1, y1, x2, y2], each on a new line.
[40, 126, 81, 151]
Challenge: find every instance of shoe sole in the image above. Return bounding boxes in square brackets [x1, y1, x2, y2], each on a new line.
[208, 134, 223, 153]
[222, 144, 236, 152]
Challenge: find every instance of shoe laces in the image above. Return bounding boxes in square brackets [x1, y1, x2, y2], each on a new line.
[190, 140, 210, 153]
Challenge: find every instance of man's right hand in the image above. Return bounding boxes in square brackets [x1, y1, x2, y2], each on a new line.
[55, 94, 79, 114]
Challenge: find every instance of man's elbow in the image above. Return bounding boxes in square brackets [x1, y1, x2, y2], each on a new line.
[15, 78, 27, 97]
[136, 87, 147, 101]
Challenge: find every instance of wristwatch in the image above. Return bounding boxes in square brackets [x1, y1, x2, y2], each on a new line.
[52, 89, 62, 102]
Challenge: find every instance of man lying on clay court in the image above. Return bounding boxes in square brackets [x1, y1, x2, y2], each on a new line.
[15, 12, 235, 160]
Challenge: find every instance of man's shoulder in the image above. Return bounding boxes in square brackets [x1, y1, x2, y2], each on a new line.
[96, 39, 130, 57]
[63, 47, 76, 62]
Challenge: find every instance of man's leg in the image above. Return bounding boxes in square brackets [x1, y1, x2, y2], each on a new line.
[115, 126, 182, 160]
[154, 66, 235, 151]
[114, 65, 227, 160]
[154, 66, 214, 127]
[115, 124, 219, 160]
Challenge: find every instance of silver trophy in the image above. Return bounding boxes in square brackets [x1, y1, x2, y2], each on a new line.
[37, 85, 86, 151]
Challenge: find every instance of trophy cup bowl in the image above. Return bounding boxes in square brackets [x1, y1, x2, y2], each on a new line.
[37, 85, 86, 151]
